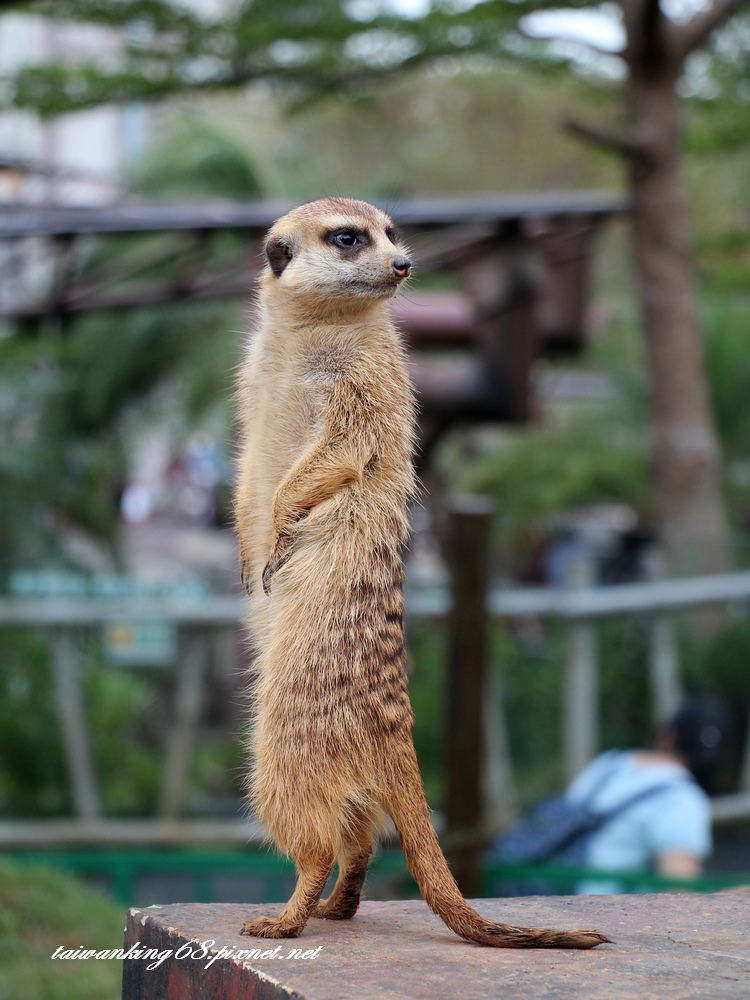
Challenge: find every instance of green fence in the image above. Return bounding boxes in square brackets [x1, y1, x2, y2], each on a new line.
[4, 848, 746, 906]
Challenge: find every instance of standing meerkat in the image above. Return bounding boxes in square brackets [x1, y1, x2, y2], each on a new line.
[234, 196, 608, 949]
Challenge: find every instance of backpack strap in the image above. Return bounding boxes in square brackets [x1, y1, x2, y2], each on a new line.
[595, 779, 691, 827]
[579, 752, 627, 808]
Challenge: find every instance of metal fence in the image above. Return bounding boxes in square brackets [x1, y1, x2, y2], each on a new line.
[7, 847, 746, 907]
[2, 568, 750, 850]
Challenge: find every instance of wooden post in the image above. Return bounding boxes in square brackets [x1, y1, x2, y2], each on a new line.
[445, 495, 494, 897]
[52, 628, 101, 819]
[482, 668, 519, 833]
[562, 556, 598, 784]
[649, 616, 682, 725]
[159, 629, 210, 820]
[739, 711, 750, 792]
[644, 550, 682, 725]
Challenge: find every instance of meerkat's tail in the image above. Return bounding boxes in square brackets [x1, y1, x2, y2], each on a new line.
[383, 761, 610, 950]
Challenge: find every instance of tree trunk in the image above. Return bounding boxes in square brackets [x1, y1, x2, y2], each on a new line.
[626, 71, 731, 578]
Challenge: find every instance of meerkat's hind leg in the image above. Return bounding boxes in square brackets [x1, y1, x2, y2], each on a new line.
[313, 802, 375, 920]
[240, 850, 334, 939]
[312, 842, 373, 920]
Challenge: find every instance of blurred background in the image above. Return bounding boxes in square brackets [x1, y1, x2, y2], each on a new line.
[0, 0, 749, 995]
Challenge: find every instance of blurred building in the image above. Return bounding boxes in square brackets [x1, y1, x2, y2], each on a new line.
[0, 10, 151, 205]
[0, 0, 235, 206]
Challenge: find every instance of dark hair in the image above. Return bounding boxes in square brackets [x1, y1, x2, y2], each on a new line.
[669, 697, 731, 793]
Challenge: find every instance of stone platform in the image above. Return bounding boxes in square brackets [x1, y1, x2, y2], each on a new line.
[122, 894, 750, 1000]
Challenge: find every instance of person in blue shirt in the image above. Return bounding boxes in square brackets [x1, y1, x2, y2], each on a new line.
[566, 698, 730, 892]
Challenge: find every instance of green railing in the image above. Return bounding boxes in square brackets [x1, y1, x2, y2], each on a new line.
[4, 848, 746, 906]
[481, 858, 745, 895]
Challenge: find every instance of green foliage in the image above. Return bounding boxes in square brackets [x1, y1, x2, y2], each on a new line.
[0, 859, 124, 1000]
[251, 63, 618, 198]
[410, 610, 748, 809]
[0, 630, 161, 817]
[64, 300, 240, 430]
[83, 649, 160, 817]
[133, 120, 264, 200]
[0, 343, 71, 575]
[698, 232, 750, 293]
[688, 97, 750, 155]
[703, 294, 750, 459]
[455, 405, 648, 570]
[3, 0, 746, 125]
[406, 618, 448, 806]
[0, 630, 68, 816]
[0, 300, 241, 578]
[0, 119, 261, 579]
[407, 614, 656, 809]
[3, 0, 614, 117]
[491, 623, 564, 803]
[685, 15, 750, 155]
[0, 320, 132, 575]
[491, 617, 652, 805]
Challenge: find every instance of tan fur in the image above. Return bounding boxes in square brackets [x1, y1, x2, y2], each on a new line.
[234, 197, 609, 949]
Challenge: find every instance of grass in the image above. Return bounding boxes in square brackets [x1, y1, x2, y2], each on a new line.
[0, 858, 124, 1000]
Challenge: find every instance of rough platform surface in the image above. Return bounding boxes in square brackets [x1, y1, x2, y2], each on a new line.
[122, 894, 750, 1000]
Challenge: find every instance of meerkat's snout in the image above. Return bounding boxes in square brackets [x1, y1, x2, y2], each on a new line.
[392, 258, 411, 279]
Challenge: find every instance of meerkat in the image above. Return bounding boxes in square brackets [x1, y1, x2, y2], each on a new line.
[234, 196, 609, 949]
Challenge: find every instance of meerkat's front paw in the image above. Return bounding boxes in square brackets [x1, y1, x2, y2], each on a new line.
[239, 916, 302, 938]
[262, 533, 294, 595]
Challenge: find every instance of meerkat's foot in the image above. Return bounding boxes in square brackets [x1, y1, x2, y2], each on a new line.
[262, 533, 294, 595]
[311, 897, 359, 920]
[242, 851, 334, 938]
[311, 847, 370, 920]
[239, 916, 303, 939]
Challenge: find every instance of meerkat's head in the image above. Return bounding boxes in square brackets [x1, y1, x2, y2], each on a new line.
[260, 197, 412, 310]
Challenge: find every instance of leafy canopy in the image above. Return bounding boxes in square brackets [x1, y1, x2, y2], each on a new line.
[3, 0, 621, 117]
[0, 0, 745, 156]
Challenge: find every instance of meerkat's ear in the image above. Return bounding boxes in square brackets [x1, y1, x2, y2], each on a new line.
[265, 236, 293, 277]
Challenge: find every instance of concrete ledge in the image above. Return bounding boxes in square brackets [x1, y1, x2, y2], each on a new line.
[122, 894, 750, 1000]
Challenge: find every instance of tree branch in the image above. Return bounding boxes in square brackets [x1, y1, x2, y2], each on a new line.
[564, 118, 654, 163]
[674, 0, 747, 58]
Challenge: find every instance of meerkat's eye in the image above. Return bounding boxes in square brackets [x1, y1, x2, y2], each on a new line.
[334, 231, 358, 247]
[386, 227, 398, 245]
[325, 228, 369, 251]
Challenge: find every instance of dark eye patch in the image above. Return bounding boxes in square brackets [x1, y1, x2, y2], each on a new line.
[385, 226, 399, 245]
[323, 228, 371, 253]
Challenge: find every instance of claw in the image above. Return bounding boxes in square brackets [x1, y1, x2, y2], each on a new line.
[262, 533, 293, 595]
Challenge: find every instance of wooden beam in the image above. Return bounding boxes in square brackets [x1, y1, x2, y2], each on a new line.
[159, 631, 211, 819]
[0, 192, 628, 239]
[444, 495, 495, 897]
[51, 629, 101, 820]
[562, 556, 599, 783]
[0, 818, 265, 846]
[5, 569, 750, 628]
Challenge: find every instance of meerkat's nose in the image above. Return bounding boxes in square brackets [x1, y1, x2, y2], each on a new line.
[392, 258, 411, 279]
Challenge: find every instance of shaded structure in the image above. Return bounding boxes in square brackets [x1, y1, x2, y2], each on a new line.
[0, 191, 625, 455]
